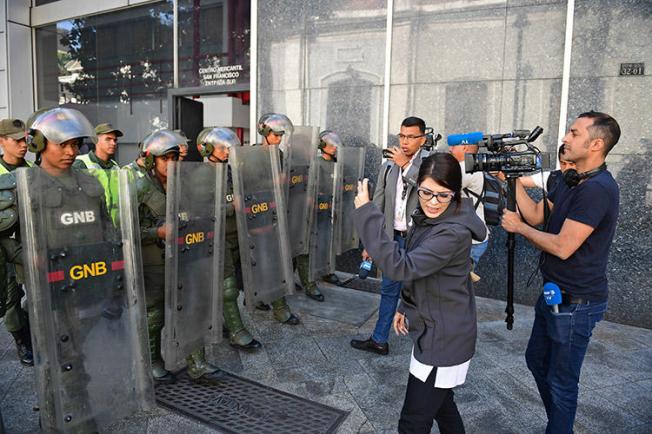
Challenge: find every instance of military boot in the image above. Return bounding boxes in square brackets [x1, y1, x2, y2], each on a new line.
[10, 327, 33, 366]
[271, 297, 300, 325]
[296, 254, 324, 302]
[223, 276, 262, 350]
[148, 307, 175, 384]
[186, 348, 225, 384]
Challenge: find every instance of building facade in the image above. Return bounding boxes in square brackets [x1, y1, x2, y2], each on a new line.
[0, 0, 650, 327]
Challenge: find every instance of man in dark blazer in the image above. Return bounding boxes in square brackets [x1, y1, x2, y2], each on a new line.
[351, 116, 431, 355]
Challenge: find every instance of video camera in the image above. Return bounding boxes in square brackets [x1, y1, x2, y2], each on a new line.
[448, 127, 551, 177]
[447, 126, 552, 331]
[382, 126, 442, 159]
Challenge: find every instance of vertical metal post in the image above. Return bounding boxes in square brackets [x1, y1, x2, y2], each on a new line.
[173, 0, 179, 88]
[556, 0, 575, 168]
[249, 0, 258, 144]
[381, 0, 394, 148]
[31, 26, 39, 114]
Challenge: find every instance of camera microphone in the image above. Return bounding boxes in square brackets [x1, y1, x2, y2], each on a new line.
[448, 130, 532, 147]
[543, 282, 562, 313]
[447, 132, 484, 146]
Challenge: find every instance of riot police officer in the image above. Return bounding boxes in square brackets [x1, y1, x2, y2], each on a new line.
[137, 129, 223, 383]
[0, 118, 33, 365]
[20, 107, 155, 432]
[317, 130, 343, 286]
[196, 127, 262, 350]
[23, 107, 109, 432]
[255, 114, 300, 325]
[295, 130, 342, 302]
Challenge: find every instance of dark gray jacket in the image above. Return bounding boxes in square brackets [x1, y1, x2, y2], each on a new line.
[353, 198, 487, 366]
[372, 149, 429, 237]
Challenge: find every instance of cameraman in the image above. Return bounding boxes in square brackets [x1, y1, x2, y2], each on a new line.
[501, 111, 620, 434]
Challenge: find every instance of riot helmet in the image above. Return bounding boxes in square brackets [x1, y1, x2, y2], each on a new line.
[140, 129, 182, 170]
[27, 107, 97, 153]
[318, 130, 341, 161]
[257, 113, 293, 147]
[197, 127, 240, 162]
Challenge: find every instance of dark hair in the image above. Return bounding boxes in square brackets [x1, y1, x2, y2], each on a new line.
[558, 143, 566, 159]
[578, 111, 620, 156]
[401, 116, 426, 134]
[417, 153, 462, 209]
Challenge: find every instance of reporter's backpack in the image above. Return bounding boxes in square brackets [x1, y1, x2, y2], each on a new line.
[463, 173, 506, 226]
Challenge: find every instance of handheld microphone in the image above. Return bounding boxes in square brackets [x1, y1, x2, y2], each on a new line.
[358, 259, 373, 280]
[543, 282, 562, 313]
[447, 132, 484, 146]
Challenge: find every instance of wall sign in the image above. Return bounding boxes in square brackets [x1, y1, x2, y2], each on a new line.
[199, 64, 244, 86]
[619, 63, 645, 76]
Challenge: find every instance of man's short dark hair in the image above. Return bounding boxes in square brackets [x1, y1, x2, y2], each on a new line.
[401, 116, 426, 134]
[558, 143, 566, 159]
[578, 111, 620, 156]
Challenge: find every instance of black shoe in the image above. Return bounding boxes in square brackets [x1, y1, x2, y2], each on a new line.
[350, 337, 389, 356]
[192, 369, 227, 384]
[230, 338, 262, 351]
[255, 301, 271, 311]
[306, 292, 325, 302]
[323, 274, 342, 285]
[11, 329, 34, 366]
[153, 371, 177, 385]
[295, 283, 304, 292]
[283, 313, 301, 326]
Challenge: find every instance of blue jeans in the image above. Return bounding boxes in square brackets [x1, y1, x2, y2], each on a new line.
[526, 294, 607, 434]
[470, 239, 488, 266]
[371, 233, 405, 344]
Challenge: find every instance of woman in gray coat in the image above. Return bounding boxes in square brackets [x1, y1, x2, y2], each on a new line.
[353, 153, 486, 433]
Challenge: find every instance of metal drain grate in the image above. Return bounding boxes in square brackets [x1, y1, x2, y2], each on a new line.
[156, 372, 348, 434]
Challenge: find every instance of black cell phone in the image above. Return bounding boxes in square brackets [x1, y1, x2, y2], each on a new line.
[382, 148, 393, 159]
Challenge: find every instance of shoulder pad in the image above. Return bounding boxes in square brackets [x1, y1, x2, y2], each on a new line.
[0, 172, 17, 190]
[135, 174, 154, 196]
[137, 176, 166, 217]
[0, 208, 17, 232]
[74, 170, 104, 198]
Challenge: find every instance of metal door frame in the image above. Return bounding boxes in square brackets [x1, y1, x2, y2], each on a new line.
[167, 84, 250, 130]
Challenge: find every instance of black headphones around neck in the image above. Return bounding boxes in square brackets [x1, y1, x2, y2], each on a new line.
[563, 163, 607, 187]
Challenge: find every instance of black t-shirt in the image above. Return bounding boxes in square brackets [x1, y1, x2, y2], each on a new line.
[541, 170, 619, 301]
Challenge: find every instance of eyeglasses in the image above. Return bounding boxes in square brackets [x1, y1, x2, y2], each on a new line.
[397, 133, 425, 141]
[417, 188, 455, 203]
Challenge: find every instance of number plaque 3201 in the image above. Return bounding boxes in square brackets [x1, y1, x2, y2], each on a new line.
[619, 63, 645, 76]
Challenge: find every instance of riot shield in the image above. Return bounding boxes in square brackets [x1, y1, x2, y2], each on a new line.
[286, 126, 319, 257]
[162, 161, 225, 372]
[17, 168, 153, 433]
[309, 158, 340, 280]
[334, 147, 365, 255]
[230, 146, 294, 308]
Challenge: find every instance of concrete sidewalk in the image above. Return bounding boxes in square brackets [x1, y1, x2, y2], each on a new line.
[1, 285, 650, 433]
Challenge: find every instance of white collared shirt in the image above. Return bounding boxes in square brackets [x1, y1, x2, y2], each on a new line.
[393, 153, 419, 231]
